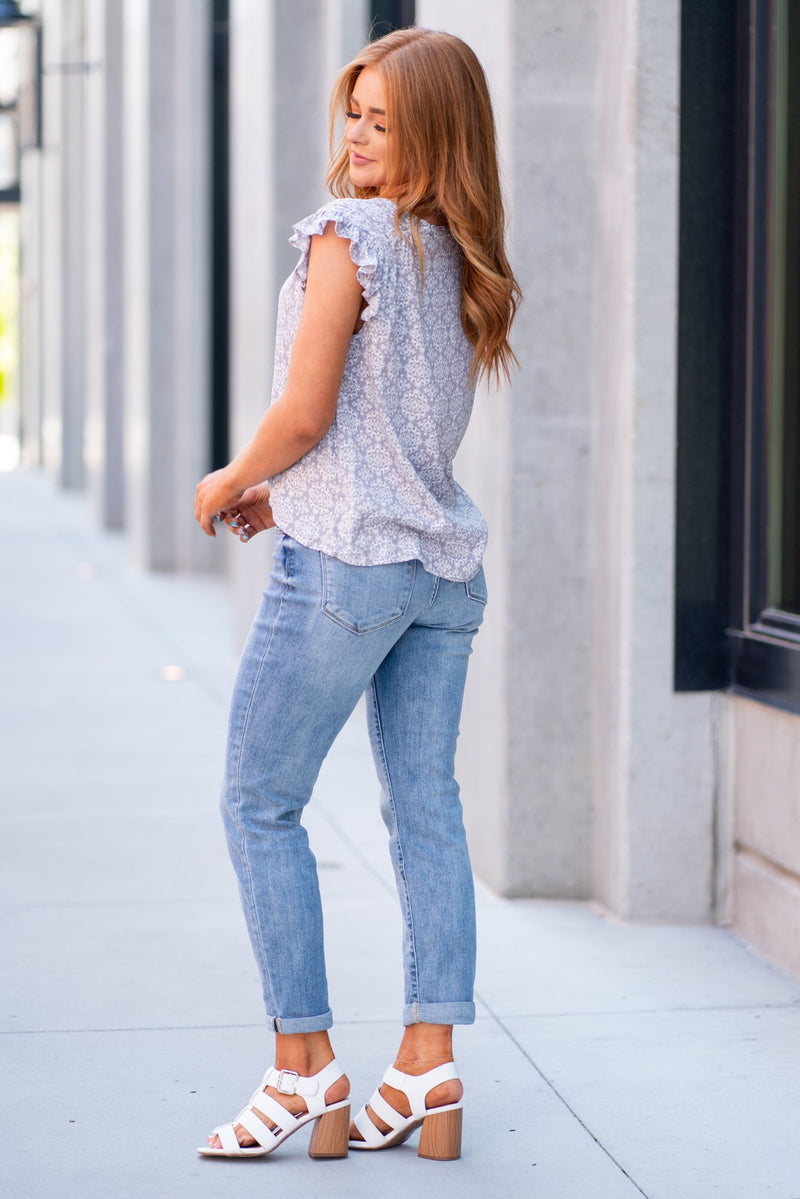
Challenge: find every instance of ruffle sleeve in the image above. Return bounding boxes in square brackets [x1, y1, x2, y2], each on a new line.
[289, 200, 381, 324]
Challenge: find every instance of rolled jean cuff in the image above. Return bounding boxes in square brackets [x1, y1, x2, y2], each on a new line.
[267, 1008, 333, 1034]
[403, 1001, 476, 1026]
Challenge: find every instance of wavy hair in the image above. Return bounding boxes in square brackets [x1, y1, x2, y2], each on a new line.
[326, 27, 521, 386]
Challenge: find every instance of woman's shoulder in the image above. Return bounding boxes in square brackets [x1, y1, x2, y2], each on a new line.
[288, 199, 395, 319]
[294, 196, 396, 241]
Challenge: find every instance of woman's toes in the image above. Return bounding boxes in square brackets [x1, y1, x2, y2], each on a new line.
[233, 1121, 258, 1146]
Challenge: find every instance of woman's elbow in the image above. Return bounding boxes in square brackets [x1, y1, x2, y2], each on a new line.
[290, 407, 335, 447]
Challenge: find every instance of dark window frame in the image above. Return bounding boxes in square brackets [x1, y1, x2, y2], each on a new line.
[674, 0, 737, 692]
[727, 0, 800, 712]
[675, 0, 800, 712]
[210, 0, 229, 471]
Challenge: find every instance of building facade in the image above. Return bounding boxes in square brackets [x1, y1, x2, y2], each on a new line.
[13, 0, 800, 978]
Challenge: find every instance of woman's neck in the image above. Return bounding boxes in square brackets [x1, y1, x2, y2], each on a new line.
[376, 189, 447, 226]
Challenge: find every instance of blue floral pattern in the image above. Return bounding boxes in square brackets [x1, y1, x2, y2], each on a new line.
[267, 197, 487, 582]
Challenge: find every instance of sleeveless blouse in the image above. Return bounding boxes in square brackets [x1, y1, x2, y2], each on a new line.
[266, 196, 487, 582]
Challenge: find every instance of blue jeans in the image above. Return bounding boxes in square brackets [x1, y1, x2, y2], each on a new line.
[221, 532, 487, 1034]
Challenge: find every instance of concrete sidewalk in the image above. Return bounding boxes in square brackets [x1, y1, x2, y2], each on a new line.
[2, 467, 800, 1199]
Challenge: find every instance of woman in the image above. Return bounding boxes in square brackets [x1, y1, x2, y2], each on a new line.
[194, 26, 519, 1163]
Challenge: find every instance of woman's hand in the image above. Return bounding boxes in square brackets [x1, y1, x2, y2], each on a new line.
[219, 484, 275, 543]
[194, 466, 245, 535]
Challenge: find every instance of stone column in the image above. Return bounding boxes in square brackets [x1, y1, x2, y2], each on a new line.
[18, 135, 43, 467]
[416, 0, 716, 916]
[591, 0, 714, 920]
[172, 0, 214, 572]
[123, 0, 213, 571]
[418, 0, 599, 898]
[228, 0, 366, 642]
[227, 0, 279, 631]
[59, 0, 85, 489]
[38, 0, 60, 475]
[84, 0, 125, 529]
[39, 0, 85, 485]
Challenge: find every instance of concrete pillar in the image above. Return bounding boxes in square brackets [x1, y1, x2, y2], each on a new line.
[228, 0, 366, 642]
[38, 2, 57, 473]
[18, 147, 43, 468]
[123, 0, 213, 571]
[59, 0, 86, 488]
[227, 0, 279, 629]
[591, 0, 714, 920]
[84, 0, 125, 529]
[39, 0, 80, 483]
[418, 0, 599, 898]
[416, 1, 716, 917]
[172, 0, 214, 572]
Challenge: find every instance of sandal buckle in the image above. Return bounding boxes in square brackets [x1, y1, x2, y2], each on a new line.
[276, 1068, 300, 1095]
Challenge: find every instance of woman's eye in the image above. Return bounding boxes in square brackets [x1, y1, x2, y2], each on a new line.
[345, 110, 385, 133]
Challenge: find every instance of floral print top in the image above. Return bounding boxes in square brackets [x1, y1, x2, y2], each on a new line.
[267, 197, 487, 582]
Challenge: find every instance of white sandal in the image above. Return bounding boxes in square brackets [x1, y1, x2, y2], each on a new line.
[197, 1060, 350, 1159]
[349, 1062, 462, 1160]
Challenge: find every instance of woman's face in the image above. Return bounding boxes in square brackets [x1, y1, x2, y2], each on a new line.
[345, 67, 388, 190]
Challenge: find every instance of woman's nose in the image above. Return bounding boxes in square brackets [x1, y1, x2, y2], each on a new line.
[347, 117, 366, 144]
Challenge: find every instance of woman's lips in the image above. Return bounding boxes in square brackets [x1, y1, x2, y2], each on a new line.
[350, 151, 372, 165]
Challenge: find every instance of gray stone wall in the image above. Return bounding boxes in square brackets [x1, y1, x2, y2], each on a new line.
[727, 695, 800, 976]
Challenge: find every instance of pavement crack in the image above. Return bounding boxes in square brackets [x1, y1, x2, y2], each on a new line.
[477, 996, 652, 1198]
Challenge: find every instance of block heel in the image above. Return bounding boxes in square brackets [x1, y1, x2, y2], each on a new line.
[418, 1106, 462, 1160]
[308, 1103, 351, 1159]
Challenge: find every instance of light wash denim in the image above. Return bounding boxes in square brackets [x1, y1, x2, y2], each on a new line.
[221, 531, 487, 1034]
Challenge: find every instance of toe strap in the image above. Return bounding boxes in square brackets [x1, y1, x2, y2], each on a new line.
[352, 1099, 391, 1147]
[239, 1092, 300, 1143]
[214, 1122, 246, 1154]
[367, 1087, 406, 1131]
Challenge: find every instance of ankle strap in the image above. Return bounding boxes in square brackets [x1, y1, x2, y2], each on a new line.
[382, 1061, 459, 1107]
[262, 1058, 343, 1098]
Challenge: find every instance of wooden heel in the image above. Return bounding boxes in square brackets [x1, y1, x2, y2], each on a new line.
[418, 1107, 462, 1160]
[308, 1104, 350, 1159]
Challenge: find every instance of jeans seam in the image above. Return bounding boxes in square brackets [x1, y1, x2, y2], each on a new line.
[231, 570, 291, 1021]
[420, 574, 440, 616]
[369, 675, 420, 1007]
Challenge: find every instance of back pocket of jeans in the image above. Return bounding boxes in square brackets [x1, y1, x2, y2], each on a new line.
[321, 555, 416, 634]
[465, 566, 488, 605]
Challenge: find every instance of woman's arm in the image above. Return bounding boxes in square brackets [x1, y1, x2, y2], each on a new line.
[194, 222, 363, 535]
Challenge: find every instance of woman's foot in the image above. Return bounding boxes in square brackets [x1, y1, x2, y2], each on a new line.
[348, 1055, 462, 1142]
[206, 1030, 348, 1151]
[207, 1066, 350, 1150]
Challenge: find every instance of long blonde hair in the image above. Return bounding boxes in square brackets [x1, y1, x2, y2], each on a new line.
[327, 28, 521, 386]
